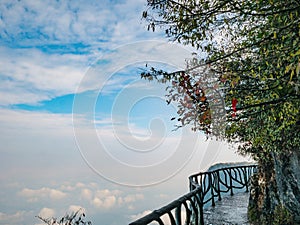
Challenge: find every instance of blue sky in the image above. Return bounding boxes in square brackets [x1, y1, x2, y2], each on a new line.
[0, 1, 249, 224]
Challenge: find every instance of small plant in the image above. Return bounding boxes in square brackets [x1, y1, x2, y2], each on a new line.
[273, 204, 293, 225]
[36, 208, 92, 225]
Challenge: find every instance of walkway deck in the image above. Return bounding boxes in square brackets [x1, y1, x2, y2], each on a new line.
[203, 191, 250, 225]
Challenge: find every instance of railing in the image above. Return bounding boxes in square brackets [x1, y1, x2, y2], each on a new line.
[129, 164, 257, 225]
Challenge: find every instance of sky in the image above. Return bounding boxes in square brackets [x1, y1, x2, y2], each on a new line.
[0, 1, 250, 224]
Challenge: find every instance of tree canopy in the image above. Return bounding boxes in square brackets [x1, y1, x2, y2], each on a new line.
[142, 0, 300, 159]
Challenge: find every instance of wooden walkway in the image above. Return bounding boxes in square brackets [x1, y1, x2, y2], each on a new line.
[203, 191, 250, 225]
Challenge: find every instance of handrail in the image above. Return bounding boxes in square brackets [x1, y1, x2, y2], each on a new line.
[129, 164, 257, 225]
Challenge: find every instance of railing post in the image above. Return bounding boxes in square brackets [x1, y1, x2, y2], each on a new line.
[199, 192, 204, 225]
[217, 170, 222, 201]
[229, 169, 234, 196]
[175, 205, 181, 225]
[209, 173, 215, 207]
[244, 167, 249, 192]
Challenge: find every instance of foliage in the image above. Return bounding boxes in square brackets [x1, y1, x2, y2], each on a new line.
[36, 209, 92, 225]
[141, 56, 227, 138]
[142, 0, 300, 158]
[274, 204, 293, 225]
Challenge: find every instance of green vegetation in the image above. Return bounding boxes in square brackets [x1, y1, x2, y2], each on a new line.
[141, 0, 300, 223]
[274, 204, 293, 225]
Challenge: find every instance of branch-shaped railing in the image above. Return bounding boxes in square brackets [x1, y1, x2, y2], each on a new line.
[129, 164, 257, 225]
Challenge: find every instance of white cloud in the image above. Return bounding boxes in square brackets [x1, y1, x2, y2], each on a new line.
[92, 195, 116, 209]
[123, 194, 144, 203]
[94, 120, 196, 168]
[95, 189, 122, 198]
[0, 46, 87, 106]
[75, 182, 86, 188]
[91, 197, 103, 208]
[103, 195, 117, 209]
[81, 188, 93, 201]
[49, 189, 67, 200]
[0, 0, 166, 106]
[0, 109, 73, 130]
[129, 210, 152, 222]
[19, 187, 67, 202]
[38, 208, 56, 219]
[0, 0, 191, 106]
[0, 109, 74, 157]
[0, 41, 189, 107]
[60, 184, 76, 192]
[78, 186, 145, 210]
[1, 0, 105, 44]
[0, 211, 26, 224]
[90, 189, 121, 209]
[0, 0, 162, 47]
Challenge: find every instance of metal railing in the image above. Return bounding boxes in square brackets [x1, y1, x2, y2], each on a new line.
[129, 164, 257, 225]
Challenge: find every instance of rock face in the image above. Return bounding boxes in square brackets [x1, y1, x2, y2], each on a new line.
[248, 151, 300, 224]
[273, 151, 300, 222]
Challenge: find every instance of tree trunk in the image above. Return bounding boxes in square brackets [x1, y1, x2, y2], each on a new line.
[248, 151, 300, 224]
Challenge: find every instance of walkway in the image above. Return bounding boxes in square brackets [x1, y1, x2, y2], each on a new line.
[129, 165, 257, 225]
[203, 191, 250, 225]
